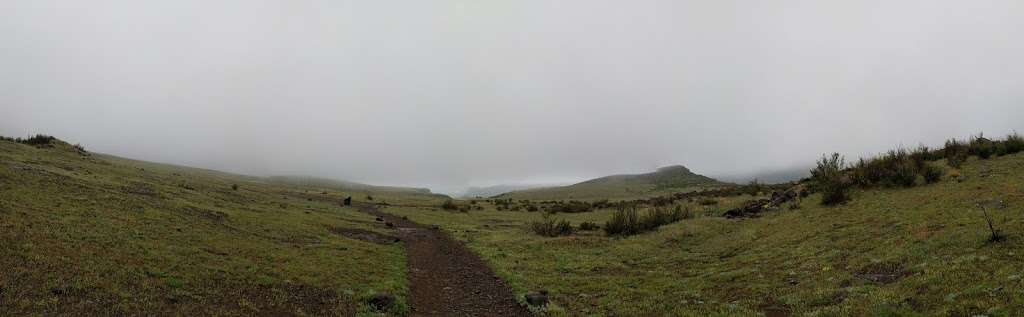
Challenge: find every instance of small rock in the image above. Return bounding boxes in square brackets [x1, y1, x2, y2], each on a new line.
[375, 217, 383, 222]
[385, 222, 394, 228]
[367, 293, 395, 311]
[50, 287, 67, 296]
[525, 290, 549, 306]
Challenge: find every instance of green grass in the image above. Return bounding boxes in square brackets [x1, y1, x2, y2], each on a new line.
[0, 140, 414, 316]
[386, 154, 1024, 316]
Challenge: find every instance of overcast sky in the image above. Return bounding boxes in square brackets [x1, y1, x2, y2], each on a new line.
[3, 1, 1023, 194]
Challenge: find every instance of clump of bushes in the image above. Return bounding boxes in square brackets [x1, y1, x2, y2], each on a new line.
[440, 200, 458, 211]
[808, 132, 1024, 206]
[1005, 132, 1024, 154]
[2, 134, 58, 146]
[604, 206, 686, 236]
[578, 221, 600, 231]
[810, 153, 851, 206]
[920, 164, 943, 184]
[604, 207, 640, 236]
[530, 217, 574, 237]
[549, 200, 594, 213]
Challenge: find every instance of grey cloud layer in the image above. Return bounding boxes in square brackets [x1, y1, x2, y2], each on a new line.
[3, 1, 1023, 194]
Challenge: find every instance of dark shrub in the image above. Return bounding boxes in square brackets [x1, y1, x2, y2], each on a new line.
[551, 201, 593, 213]
[969, 134, 994, 159]
[639, 207, 685, 231]
[947, 150, 968, 168]
[605, 206, 684, 236]
[531, 217, 574, 237]
[909, 146, 931, 170]
[366, 195, 374, 201]
[604, 206, 640, 236]
[441, 200, 458, 211]
[1005, 132, 1024, 154]
[743, 179, 762, 196]
[890, 160, 918, 188]
[921, 164, 943, 184]
[231, 184, 239, 191]
[578, 221, 600, 231]
[810, 153, 851, 206]
[943, 138, 969, 168]
[526, 204, 539, 212]
[72, 143, 87, 154]
[20, 134, 56, 146]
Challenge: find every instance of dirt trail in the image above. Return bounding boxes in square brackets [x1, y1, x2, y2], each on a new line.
[355, 203, 531, 317]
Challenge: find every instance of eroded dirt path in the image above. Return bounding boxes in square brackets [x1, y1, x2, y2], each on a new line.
[355, 203, 530, 317]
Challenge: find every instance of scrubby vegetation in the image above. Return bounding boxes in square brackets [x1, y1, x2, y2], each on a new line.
[811, 133, 1024, 206]
[603, 206, 686, 236]
[530, 217, 574, 237]
[441, 199, 459, 211]
[577, 221, 600, 231]
[810, 153, 852, 205]
[4, 134, 57, 146]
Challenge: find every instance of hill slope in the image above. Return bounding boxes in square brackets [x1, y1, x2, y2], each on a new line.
[0, 138, 424, 315]
[499, 165, 727, 200]
[387, 152, 1024, 316]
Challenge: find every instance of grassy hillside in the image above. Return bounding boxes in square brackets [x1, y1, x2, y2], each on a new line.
[387, 153, 1024, 316]
[266, 175, 449, 204]
[0, 138, 420, 316]
[499, 165, 728, 201]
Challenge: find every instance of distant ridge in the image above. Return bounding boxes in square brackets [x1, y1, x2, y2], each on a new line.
[498, 165, 727, 200]
[266, 176, 448, 198]
[459, 183, 563, 199]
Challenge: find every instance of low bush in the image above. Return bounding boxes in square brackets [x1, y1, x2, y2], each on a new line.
[440, 200, 458, 211]
[604, 206, 684, 236]
[578, 221, 600, 231]
[550, 201, 593, 213]
[968, 134, 994, 159]
[604, 207, 640, 236]
[531, 217, 574, 237]
[921, 164, 943, 184]
[810, 153, 851, 206]
[20, 134, 56, 146]
[1005, 132, 1024, 154]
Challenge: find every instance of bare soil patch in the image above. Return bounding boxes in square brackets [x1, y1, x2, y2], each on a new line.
[355, 203, 530, 316]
